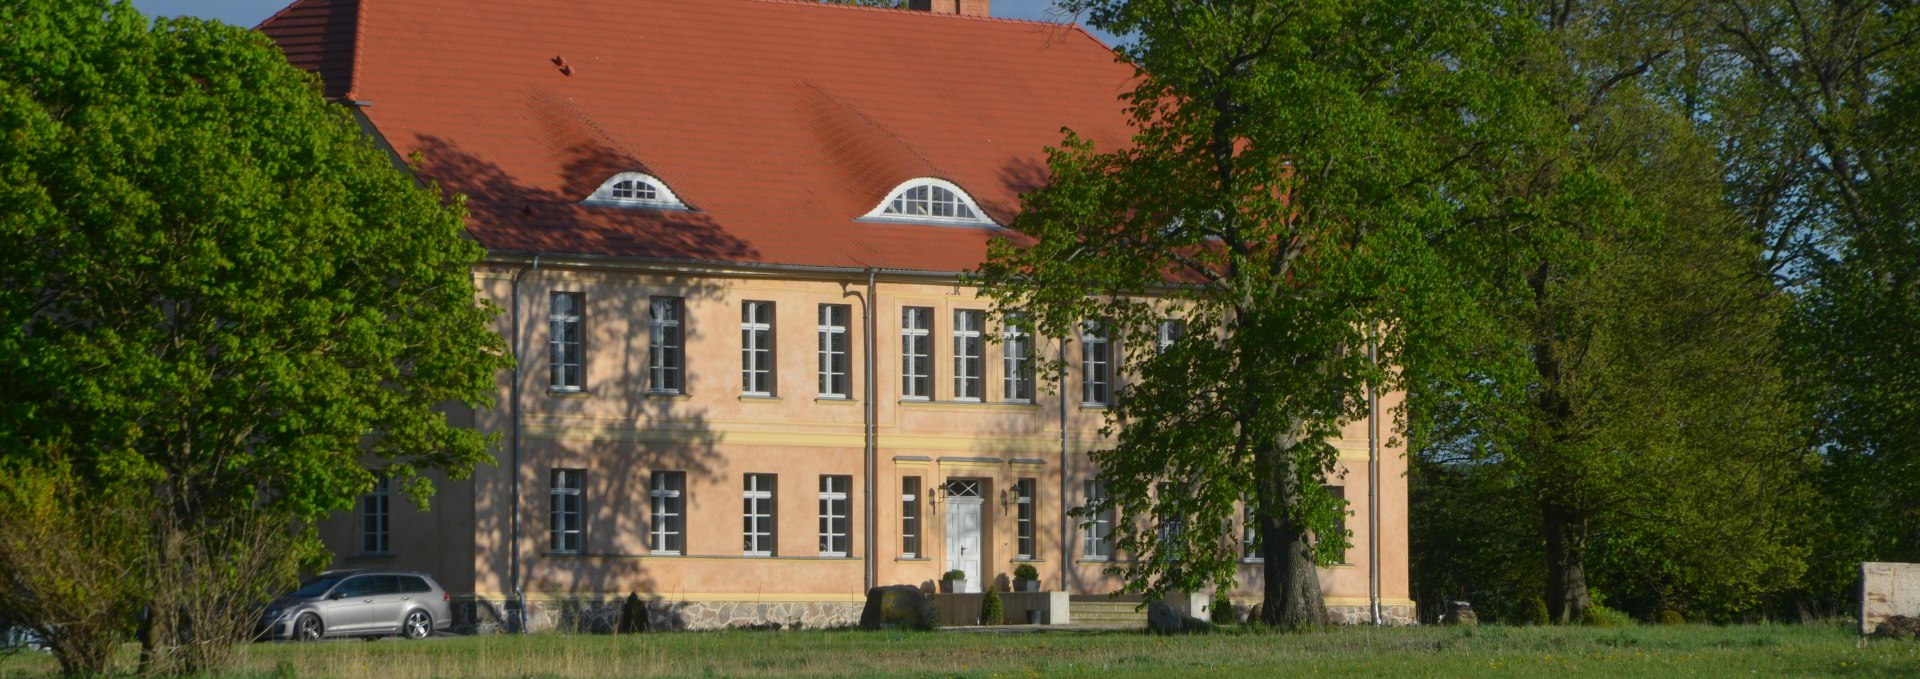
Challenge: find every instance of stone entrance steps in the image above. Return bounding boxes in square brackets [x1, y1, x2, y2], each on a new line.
[1068, 597, 1147, 627]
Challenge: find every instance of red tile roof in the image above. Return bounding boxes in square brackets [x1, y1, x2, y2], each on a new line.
[261, 0, 1139, 272]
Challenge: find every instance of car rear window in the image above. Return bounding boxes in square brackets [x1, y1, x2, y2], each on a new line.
[401, 576, 432, 593]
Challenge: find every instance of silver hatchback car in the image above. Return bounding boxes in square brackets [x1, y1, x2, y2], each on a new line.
[257, 570, 452, 641]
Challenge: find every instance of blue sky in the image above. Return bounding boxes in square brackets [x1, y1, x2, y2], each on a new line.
[128, 0, 1120, 44]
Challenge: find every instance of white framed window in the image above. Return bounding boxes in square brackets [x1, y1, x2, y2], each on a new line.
[1321, 485, 1348, 564]
[901, 476, 921, 558]
[901, 307, 932, 399]
[953, 310, 984, 401]
[1015, 478, 1036, 559]
[360, 478, 390, 556]
[1156, 481, 1186, 561]
[860, 178, 995, 226]
[1002, 317, 1034, 402]
[649, 297, 684, 394]
[742, 301, 775, 396]
[1157, 319, 1186, 354]
[581, 172, 690, 210]
[1243, 498, 1262, 561]
[743, 473, 777, 556]
[649, 471, 685, 555]
[550, 469, 584, 554]
[818, 304, 851, 398]
[818, 475, 852, 557]
[549, 292, 584, 391]
[1082, 479, 1113, 561]
[1082, 321, 1112, 406]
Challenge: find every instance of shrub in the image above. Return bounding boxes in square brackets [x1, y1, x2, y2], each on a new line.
[618, 592, 651, 633]
[1584, 605, 1634, 628]
[944, 570, 967, 581]
[980, 587, 1003, 626]
[1013, 563, 1040, 581]
[1509, 597, 1551, 626]
[1210, 591, 1237, 625]
[1655, 610, 1686, 626]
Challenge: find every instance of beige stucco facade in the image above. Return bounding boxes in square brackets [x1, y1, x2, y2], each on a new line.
[316, 259, 1413, 629]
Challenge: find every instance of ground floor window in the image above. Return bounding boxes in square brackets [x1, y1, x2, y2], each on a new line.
[650, 471, 685, 554]
[360, 478, 389, 556]
[901, 476, 921, 558]
[1015, 478, 1035, 559]
[743, 474, 777, 556]
[1082, 479, 1112, 561]
[550, 469, 584, 554]
[819, 475, 851, 556]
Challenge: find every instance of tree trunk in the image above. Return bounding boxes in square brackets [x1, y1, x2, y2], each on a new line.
[1255, 435, 1328, 629]
[1542, 503, 1591, 624]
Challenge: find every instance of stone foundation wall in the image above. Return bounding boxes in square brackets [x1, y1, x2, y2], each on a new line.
[451, 596, 862, 634]
[1220, 601, 1417, 627]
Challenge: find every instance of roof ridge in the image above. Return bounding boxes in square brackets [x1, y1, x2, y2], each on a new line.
[744, 0, 1081, 29]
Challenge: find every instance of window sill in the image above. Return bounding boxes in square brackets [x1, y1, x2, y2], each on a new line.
[1009, 558, 1045, 564]
[548, 389, 592, 398]
[897, 400, 1042, 412]
[739, 394, 781, 402]
[646, 391, 690, 400]
[1080, 403, 1111, 409]
[815, 397, 858, 405]
[896, 556, 930, 562]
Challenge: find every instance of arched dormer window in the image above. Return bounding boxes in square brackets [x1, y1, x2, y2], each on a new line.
[582, 172, 689, 210]
[860, 178, 996, 226]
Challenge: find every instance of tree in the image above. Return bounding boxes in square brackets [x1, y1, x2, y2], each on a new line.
[1411, 0, 1810, 624]
[0, 1, 509, 673]
[975, 0, 1554, 628]
[1708, 0, 1920, 613]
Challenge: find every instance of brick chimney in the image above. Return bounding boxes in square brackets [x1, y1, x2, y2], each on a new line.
[906, 0, 990, 17]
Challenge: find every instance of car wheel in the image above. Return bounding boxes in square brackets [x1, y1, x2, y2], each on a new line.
[402, 610, 432, 640]
[294, 614, 324, 642]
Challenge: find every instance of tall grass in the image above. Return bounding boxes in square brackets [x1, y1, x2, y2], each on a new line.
[0, 623, 1912, 678]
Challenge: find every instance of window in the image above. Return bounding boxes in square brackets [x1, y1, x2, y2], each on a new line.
[1082, 321, 1112, 405]
[742, 301, 775, 396]
[360, 478, 390, 556]
[743, 474, 777, 556]
[1322, 485, 1348, 564]
[1157, 319, 1186, 354]
[901, 476, 922, 558]
[1243, 498, 1262, 561]
[819, 475, 852, 557]
[863, 178, 992, 225]
[1015, 478, 1036, 559]
[582, 172, 689, 210]
[650, 471, 685, 554]
[1156, 482, 1185, 560]
[1002, 317, 1034, 402]
[818, 305, 851, 398]
[953, 310, 983, 400]
[550, 469, 584, 554]
[901, 307, 932, 400]
[1082, 479, 1113, 561]
[549, 292, 583, 391]
[649, 297, 684, 394]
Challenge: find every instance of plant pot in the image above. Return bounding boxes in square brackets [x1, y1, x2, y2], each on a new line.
[942, 579, 963, 594]
[1015, 579, 1040, 593]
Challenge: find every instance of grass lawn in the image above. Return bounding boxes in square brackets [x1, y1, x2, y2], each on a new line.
[0, 623, 1913, 678]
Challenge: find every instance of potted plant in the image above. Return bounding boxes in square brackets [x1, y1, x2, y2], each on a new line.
[942, 569, 967, 593]
[1012, 563, 1041, 592]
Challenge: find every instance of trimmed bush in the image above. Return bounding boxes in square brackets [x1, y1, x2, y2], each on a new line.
[980, 587, 1004, 625]
[1210, 591, 1237, 625]
[1584, 605, 1634, 628]
[1655, 610, 1686, 626]
[618, 592, 650, 633]
[1013, 563, 1039, 582]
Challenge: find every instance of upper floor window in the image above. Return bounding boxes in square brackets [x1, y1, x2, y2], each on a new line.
[1157, 319, 1186, 354]
[861, 178, 994, 226]
[1002, 316, 1034, 402]
[953, 310, 984, 401]
[1082, 321, 1112, 406]
[902, 307, 933, 400]
[550, 292, 584, 391]
[818, 305, 852, 398]
[649, 297, 684, 394]
[582, 172, 689, 210]
[741, 302, 775, 396]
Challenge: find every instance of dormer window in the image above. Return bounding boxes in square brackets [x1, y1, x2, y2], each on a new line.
[861, 178, 995, 226]
[583, 172, 688, 210]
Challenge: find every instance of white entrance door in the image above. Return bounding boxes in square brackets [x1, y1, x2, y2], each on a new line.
[946, 497, 983, 593]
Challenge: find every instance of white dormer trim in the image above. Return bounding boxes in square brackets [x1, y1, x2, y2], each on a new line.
[859, 178, 998, 227]
[581, 172, 690, 210]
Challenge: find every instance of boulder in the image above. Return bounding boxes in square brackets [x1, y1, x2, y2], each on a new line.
[1872, 615, 1920, 640]
[1443, 601, 1478, 627]
[858, 585, 936, 631]
[1147, 600, 1183, 635]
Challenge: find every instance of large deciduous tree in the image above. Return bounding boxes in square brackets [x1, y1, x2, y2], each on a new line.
[0, 1, 508, 673]
[975, 0, 1552, 628]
